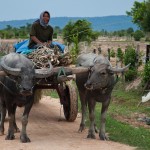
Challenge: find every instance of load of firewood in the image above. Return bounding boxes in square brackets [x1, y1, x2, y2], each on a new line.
[27, 45, 73, 68]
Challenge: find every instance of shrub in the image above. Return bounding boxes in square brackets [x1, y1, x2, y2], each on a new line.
[133, 30, 144, 41]
[117, 47, 124, 61]
[0, 51, 6, 57]
[110, 48, 116, 57]
[124, 46, 137, 81]
[125, 69, 137, 81]
[142, 60, 150, 83]
[124, 46, 136, 69]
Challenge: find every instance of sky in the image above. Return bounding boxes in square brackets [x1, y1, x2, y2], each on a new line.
[0, 0, 144, 21]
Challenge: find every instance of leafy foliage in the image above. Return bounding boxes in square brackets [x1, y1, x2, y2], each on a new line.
[133, 30, 145, 41]
[70, 34, 79, 63]
[124, 46, 137, 81]
[143, 60, 150, 83]
[110, 48, 116, 57]
[117, 47, 124, 61]
[62, 19, 99, 44]
[0, 24, 62, 39]
[124, 46, 136, 69]
[124, 69, 137, 81]
[127, 0, 150, 32]
[0, 52, 6, 57]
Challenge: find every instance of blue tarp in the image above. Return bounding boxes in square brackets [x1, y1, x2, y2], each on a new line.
[52, 41, 65, 53]
[14, 39, 65, 54]
[14, 39, 33, 54]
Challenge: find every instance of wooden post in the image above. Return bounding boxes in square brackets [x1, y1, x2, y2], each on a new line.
[0, 37, 1, 47]
[146, 45, 150, 63]
[135, 44, 140, 68]
[107, 48, 110, 61]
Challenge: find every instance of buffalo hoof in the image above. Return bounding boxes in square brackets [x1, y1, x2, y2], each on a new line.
[20, 134, 31, 143]
[87, 133, 96, 139]
[99, 133, 109, 140]
[5, 134, 15, 140]
[78, 123, 86, 132]
[87, 130, 96, 139]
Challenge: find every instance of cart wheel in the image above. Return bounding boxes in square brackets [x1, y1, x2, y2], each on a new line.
[63, 83, 78, 122]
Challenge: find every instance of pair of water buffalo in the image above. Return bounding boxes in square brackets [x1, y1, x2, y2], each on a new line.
[0, 52, 129, 142]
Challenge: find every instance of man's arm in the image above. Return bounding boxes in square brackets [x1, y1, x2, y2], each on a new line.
[30, 36, 43, 45]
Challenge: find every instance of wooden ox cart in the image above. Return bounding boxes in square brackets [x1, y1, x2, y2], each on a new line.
[34, 66, 83, 122]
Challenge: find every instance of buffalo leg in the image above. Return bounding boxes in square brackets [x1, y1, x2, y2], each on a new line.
[13, 105, 20, 133]
[99, 100, 110, 140]
[0, 103, 6, 135]
[5, 104, 16, 140]
[78, 90, 87, 132]
[20, 97, 34, 143]
[87, 98, 96, 139]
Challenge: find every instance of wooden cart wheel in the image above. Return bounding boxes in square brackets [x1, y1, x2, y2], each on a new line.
[63, 82, 78, 122]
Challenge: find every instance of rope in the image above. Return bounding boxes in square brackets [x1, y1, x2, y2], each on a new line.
[58, 104, 63, 121]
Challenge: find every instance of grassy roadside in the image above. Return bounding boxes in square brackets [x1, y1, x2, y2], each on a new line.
[104, 81, 150, 150]
[44, 82, 150, 150]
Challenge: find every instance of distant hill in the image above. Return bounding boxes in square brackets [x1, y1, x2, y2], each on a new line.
[0, 15, 138, 32]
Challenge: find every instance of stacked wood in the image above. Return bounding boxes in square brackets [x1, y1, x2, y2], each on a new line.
[27, 46, 72, 68]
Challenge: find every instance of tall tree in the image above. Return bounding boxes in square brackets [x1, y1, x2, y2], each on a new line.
[126, 0, 150, 32]
[62, 19, 99, 44]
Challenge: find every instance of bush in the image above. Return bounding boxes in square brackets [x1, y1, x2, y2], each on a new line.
[124, 46, 137, 81]
[117, 47, 124, 61]
[143, 60, 150, 83]
[125, 69, 137, 81]
[110, 48, 116, 57]
[0, 52, 6, 57]
[133, 30, 144, 41]
[124, 46, 136, 69]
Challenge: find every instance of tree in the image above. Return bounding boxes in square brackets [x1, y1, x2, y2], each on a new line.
[133, 30, 144, 41]
[126, 27, 134, 39]
[126, 0, 150, 32]
[62, 19, 99, 44]
[6, 25, 13, 30]
[127, 27, 134, 35]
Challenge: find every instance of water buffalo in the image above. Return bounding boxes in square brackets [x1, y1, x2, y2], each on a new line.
[0, 52, 53, 143]
[76, 53, 129, 140]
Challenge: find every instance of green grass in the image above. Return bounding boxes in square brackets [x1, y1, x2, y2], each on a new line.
[43, 89, 59, 98]
[0, 52, 6, 57]
[106, 116, 150, 150]
[111, 81, 150, 116]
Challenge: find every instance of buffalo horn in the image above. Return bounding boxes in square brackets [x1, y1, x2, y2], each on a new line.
[0, 71, 7, 76]
[0, 57, 21, 76]
[108, 63, 131, 73]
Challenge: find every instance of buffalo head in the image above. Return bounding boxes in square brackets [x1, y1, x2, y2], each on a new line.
[84, 63, 130, 90]
[0, 53, 53, 96]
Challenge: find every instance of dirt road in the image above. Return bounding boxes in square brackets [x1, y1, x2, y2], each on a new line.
[0, 96, 135, 150]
